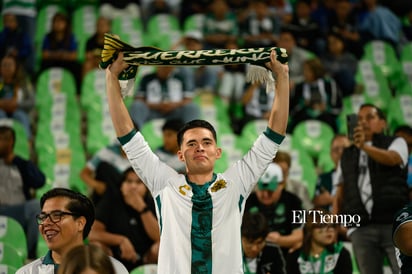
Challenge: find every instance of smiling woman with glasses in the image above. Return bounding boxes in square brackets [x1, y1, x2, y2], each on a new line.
[36, 210, 79, 225]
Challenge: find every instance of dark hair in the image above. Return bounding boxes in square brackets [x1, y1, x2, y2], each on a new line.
[273, 151, 291, 168]
[241, 211, 269, 241]
[394, 125, 412, 136]
[177, 119, 217, 147]
[40, 188, 95, 239]
[0, 125, 15, 148]
[359, 103, 386, 121]
[162, 118, 185, 132]
[58, 244, 115, 274]
[304, 58, 326, 79]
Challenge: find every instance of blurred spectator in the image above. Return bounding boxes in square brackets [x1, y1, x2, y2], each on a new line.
[320, 31, 358, 97]
[286, 209, 353, 274]
[286, 0, 324, 55]
[241, 211, 287, 274]
[0, 13, 33, 75]
[394, 125, 412, 201]
[245, 162, 304, 257]
[356, 0, 402, 50]
[83, 16, 112, 78]
[267, 0, 293, 24]
[240, 0, 280, 48]
[58, 244, 116, 274]
[16, 188, 128, 273]
[289, 58, 342, 133]
[89, 167, 160, 271]
[333, 103, 408, 274]
[328, 0, 363, 58]
[178, 0, 211, 28]
[203, 0, 239, 49]
[401, 9, 412, 41]
[0, 55, 33, 139]
[99, 0, 141, 20]
[1, 0, 36, 75]
[39, 12, 81, 92]
[0, 125, 45, 260]
[173, 30, 220, 93]
[128, 66, 200, 129]
[277, 27, 314, 92]
[154, 119, 186, 174]
[234, 81, 273, 134]
[217, 39, 246, 120]
[274, 151, 313, 210]
[80, 141, 131, 205]
[313, 134, 350, 211]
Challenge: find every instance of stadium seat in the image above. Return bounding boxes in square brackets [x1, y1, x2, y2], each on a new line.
[0, 119, 30, 160]
[288, 149, 318, 199]
[291, 120, 334, 161]
[112, 16, 147, 46]
[130, 264, 158, 274]
[239, 119, 268, 149]
[0, 216, 28, 262]
[183, 14, 205, 32]
[146, 14, 181, 49]
[72, 5, 98, 63]
[336, 94, 366, 134]
[400, 42, 412, 62]
[0, 242, 25, 269]
[387, 94, 412, 133]
[140, 118, 166, 150]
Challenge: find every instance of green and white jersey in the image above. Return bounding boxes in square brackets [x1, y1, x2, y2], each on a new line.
[393, 204, 412, 273]
[2, 0, 36, 16]
[121, 129, 283, 273]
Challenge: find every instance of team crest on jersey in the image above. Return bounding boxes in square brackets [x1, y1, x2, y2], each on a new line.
[211, 179, 227, 192]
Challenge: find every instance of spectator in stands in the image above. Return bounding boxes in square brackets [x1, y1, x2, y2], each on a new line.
[286, 0, 324, 55]
[274, 151, 313, 210]
[39, 11, 81, 92]
[16, 188, 128, 273]
[333, 103, 408, 274]
[241, 211, 287, 274]
[155, 119, 186, 174]
[394, 125, 412, 200]
[267, 0, 294, 24]
[0, 55, 33, 139]
[173, 30, 219, 94]
[1, 0, 36, 75]
[327, 0, 363, 58]
[286, 209, 353, 273]
[240, 0, 280, 48]
[83, 16, 112, 78]
[401, 9, 412, 41]
[58, 244, 116, 274]
[178, 0, 211, 28]
[356, 0, 402, 50]
[203, 0, 239, 49]
[313, 134, 350, 211]
[321, 31, 358, 98]
[128, 65, 200, 129]
[80, 141, 131, 205]
[0, 125, 45, 260]
[0, 13, 33, 75]
[289, 58, 342, 133]
[277, 27, 314, 92]
[89, 167, 160, 271]
[245, 162, 303, 257]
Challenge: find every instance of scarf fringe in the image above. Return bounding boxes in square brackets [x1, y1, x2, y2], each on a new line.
[246, 65, 276, 93]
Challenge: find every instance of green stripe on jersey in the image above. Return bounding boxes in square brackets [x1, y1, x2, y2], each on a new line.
[190, 176, 215, 274]
[156, 195, 163, 234]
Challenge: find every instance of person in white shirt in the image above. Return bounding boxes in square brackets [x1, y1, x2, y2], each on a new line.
[105, 50, 289, 273]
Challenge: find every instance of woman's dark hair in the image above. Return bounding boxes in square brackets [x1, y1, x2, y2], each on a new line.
[241, 211, 269, 241]
[49, 11, 72, 50]
[177, 119, 217, 147]
[40, 188, 95, 240]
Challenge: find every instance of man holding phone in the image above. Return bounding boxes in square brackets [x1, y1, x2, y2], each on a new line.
[333, 103, 409, 274]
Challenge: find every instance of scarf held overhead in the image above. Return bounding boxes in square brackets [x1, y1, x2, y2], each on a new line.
[100, 33, 288, 96]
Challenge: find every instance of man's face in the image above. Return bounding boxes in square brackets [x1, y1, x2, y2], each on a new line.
[39, 197, 85, 255]
[242, 236, 265, 258]
[177, 128, 221, 174]
[358, 106, 386, 141]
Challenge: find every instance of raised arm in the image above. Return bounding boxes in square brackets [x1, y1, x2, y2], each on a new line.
[106, 52, 136, 137]
[266, 50, 289, 135]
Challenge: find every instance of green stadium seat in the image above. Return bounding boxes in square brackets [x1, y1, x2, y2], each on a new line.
[288, 149, 318, 199]
[291, 120, 334, 161]
[140, 118, 166, 150]
[112, 16, 147, 46]
[239, 119, 268, 148]
[0, 216, 28, 262]
[72, 5, 98, 63]
[130, 264, 158, 274]
[0, 242, 25, 269]
[397, 61, 412, 96]
[400, 42, 412, 62]
[0, 118, 30, 160]
[387, 94, 412, 132]
[337, 94, 366, 134]
[183, 14, 205, 32]
[146, 14, 181, 49]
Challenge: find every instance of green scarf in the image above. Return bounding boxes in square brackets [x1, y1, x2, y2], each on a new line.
[99, 33, 288, 83]
[297, 242, 344, 274]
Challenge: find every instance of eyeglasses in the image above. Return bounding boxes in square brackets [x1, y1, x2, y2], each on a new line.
[36, 210, 78, 225]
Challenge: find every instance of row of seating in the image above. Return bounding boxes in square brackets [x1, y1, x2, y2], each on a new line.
[0, 215, 27, 271]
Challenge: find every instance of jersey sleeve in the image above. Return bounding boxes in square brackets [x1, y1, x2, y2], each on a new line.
[392, 204, 412, 243]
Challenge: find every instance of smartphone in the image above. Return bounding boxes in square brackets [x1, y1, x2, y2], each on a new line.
[346, 114, 358, 141]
